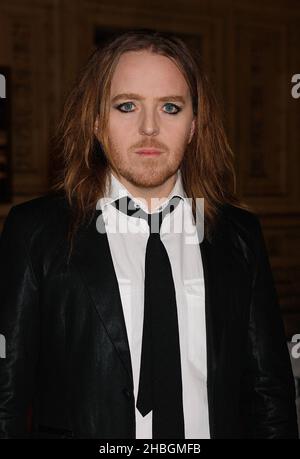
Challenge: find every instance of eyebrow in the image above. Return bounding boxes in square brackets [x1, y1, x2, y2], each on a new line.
[111, 93, 186, 104]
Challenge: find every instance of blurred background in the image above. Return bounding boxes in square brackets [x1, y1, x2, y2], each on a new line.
[0, 0, 300, 431]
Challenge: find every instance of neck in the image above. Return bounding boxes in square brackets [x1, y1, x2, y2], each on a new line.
[111, 170, 178, 212]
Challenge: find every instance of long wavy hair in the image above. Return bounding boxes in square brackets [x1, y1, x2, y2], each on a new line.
[51, 28, 251, 260]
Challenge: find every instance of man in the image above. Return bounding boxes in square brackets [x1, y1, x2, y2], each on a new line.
[0, 29, 298, 439]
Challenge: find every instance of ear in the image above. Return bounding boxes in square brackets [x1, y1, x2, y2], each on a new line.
[188, 117, 196, 144]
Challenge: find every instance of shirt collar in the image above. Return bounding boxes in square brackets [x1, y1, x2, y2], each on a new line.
[99, 168, 187, 214]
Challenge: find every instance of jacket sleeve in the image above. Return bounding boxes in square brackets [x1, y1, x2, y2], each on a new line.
[0, 206, 40, 438]
[240, 214, 299, 438]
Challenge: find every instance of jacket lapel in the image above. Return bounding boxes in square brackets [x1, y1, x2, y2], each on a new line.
[199, 209, 236, 438]
[71, 209, 134, 388]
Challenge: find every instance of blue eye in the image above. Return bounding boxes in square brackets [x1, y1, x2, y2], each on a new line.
[163, 103, 182, 115]
[115, 102, 135, 112]
[114, 101, 182, 114]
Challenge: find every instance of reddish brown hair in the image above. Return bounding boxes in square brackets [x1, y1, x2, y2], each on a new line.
[51, 29, 250, 259]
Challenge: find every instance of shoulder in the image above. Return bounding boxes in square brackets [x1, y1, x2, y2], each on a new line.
[9, 191, 68, 216]
[217, 202, 265, 263]
[220, 203, 261, 234]
[2, 191, 70, 241]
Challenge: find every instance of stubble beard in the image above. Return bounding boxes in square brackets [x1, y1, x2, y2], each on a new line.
[108, 145, 185, 189]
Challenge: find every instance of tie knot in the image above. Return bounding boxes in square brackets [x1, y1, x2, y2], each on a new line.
[112, 195, 181, 234]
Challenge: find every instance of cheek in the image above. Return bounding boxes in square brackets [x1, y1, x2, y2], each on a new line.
[164, 121, 191, 146]
[108, 114, 123, 135]
[108, 113, 136, 142]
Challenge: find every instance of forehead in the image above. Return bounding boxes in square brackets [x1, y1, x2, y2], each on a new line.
[110, 50, 190, 97]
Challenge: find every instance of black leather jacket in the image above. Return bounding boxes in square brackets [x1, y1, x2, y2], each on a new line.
[0, 192, 298, 438]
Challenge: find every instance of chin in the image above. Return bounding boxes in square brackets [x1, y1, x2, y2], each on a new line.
[125, 167, 178, 188]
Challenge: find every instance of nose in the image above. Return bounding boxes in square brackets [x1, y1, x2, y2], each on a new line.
[139, 107, 159, 136]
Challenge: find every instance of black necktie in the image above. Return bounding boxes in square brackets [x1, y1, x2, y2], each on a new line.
[112, 195, 185, 439]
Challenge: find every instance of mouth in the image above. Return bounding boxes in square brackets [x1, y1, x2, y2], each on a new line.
[135, 148, 162, 156]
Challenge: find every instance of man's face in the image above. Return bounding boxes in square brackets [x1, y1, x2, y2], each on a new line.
[104, 50, 195, 188]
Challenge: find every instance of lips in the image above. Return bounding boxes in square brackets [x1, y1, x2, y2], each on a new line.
[135, 148, 162, 156]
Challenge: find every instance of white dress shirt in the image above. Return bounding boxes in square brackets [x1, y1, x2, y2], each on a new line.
[99, 169, 210, 439]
